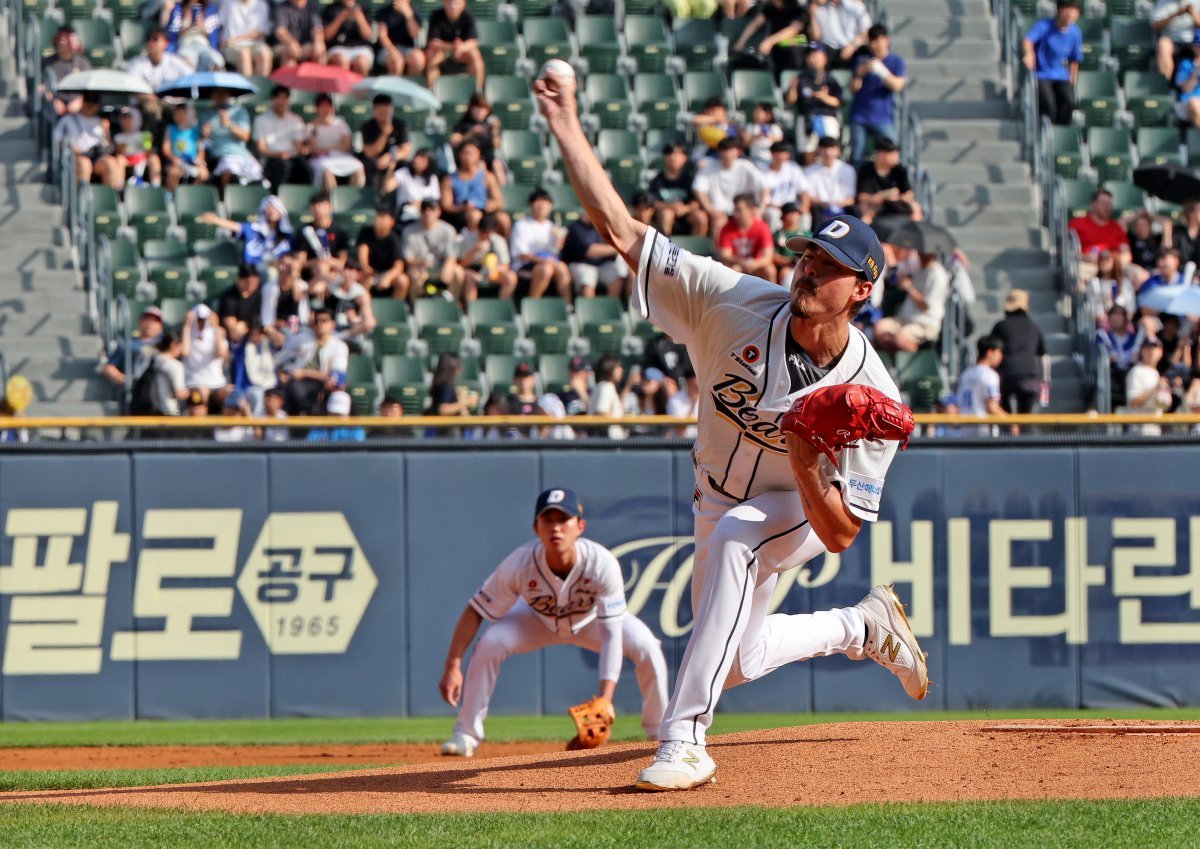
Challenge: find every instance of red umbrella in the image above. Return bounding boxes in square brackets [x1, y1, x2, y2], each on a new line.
[270, 63, 363, 95]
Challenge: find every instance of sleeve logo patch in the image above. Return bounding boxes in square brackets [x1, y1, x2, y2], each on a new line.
[662, 242, 681, 278]
[846, 473, 885, 499]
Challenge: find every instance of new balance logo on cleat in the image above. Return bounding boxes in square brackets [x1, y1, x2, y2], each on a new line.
[880, 633, 900, 663]
[855, 585, 930, 700]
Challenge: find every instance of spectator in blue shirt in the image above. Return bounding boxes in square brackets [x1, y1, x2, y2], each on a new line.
[1174, 31, 1200, 126]
[1023, 0, 1083, 126]
[848, 24, 906, 165]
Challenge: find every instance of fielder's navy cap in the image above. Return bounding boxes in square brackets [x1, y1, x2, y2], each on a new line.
[535, 487, 584, 519]
[785, 215, 887, 286]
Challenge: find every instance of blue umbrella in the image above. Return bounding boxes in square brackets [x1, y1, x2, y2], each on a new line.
[351, 76, 441, 111]
[155, 72, 258, 100]
[1163, 285, 1200, 315]
[1138, 283, 1189, 312]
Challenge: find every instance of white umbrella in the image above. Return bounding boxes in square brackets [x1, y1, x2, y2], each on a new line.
[351, 76, 441, 111]
[53, 69, 154, 97]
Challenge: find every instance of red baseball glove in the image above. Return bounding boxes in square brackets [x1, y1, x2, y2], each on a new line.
[780, 384, 915, 464]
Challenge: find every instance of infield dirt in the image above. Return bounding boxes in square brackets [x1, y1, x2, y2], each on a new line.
[2, 720, 1198, 814]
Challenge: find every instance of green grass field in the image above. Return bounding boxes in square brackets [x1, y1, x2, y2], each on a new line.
[2, 711, 1198, 848]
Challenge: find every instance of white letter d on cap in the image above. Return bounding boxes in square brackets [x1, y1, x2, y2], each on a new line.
[548, 489, 565, 503]
[819, 220, 851, 239]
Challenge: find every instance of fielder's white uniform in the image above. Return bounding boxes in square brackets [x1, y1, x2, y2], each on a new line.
[452, 537, 669, 743]
[632, 229, 901, 746]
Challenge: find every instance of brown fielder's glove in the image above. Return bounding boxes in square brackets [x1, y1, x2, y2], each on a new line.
[565, 696, 615, 750]
[780, 384, 915, 464]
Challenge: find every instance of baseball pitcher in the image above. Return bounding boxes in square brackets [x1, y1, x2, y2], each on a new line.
[533, 66, 928, 791]
[439, 488, 669, 757]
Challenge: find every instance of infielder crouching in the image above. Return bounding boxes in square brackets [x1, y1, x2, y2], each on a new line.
[439, 488, 669, 757]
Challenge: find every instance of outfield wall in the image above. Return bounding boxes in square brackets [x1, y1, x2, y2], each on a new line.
[0, 445, 1197, 721]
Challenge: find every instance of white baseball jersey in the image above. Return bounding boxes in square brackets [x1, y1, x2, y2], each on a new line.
[469, 537, 627, 636]
[631, 229, 901, 523]
[957, 363, 1001, 417]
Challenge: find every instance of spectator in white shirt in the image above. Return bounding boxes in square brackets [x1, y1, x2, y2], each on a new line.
[253, 85, 310, 189]
[126, 27, 194, 126]
[956, 336, 1005, 435]
[220, 0, 274, 76]
[509, 188, 569, 299]
[873, 250, 950, 352]
[759, 141, 811, 231]
[53, 94, 124, 190]
[803, 135, 857, 228]
[812, 0, 872, 67]
[693, 137, 767, 238]
[1126, 339, 1172, 434]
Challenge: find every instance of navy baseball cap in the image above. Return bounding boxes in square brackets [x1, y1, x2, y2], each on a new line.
[785, 215, 887, 286]
[535, 487, 584, 520]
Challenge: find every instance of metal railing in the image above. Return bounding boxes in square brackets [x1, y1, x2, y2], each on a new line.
[114, 294, 132, 413]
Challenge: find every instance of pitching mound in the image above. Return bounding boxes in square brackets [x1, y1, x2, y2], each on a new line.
[2, 721, 1198, 814]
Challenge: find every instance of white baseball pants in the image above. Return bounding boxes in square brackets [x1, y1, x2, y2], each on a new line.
[453, 600, 670, 743]
[658, 484, 867, 746]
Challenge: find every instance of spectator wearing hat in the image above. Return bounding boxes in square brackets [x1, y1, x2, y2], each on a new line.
[1023, 0, 1083, 127]
[989, 289, 1050, 425]
[855, 136, 918, 222]
[848, 23, 906, 165]
[459, 212, 518, 301]
[220, 0, 274, 76]
[42, 24, 90, 117]
[103, 306, 165, 390]
[281, 307, 349, 414]
[356, 205, 409, 300]
[1126, 339, 1173, 434]
[441, 141, 508, 235]
[253, 86, 310, 190]
[306, 390, 367, 441]
[786, 44, 843, 162]
[218, 263, 265, 338]
[1174, 31, 1200, 127]
[694, 138, 767, 239]
[648, 143, 708, 237]
[717, 193, 777, 283]
[558, 355, 593, 417]
[424, 0, 485, 91]
[181, 304, 232, 409]
[803, 135, 857, 229]
[360, 94, 411, 188]
[377, 0, 426, 77]
[273, 0, 327, 67]
[759, 141, 811, 232]
[812, 0, 872, 68]
[1153, 0, 1200, 81]
[507, 362, 541, 417]
[562, 209, 630, 300]
[772, 201, 808, 283]
[510, 189, 570, 300]
[403, 199, 466, 301]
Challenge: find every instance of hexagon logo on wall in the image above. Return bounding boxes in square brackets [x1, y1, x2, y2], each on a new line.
[237, 513, 378, 654]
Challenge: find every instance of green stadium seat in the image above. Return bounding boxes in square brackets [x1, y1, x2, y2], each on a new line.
[673, 18, 720, 73]
[598, 129, 643, 186]
[199, 265, 238, 300]
[633, 73, 680, 131]
[125, 185, 171, 247]
[435, 75, 478, 124]
[1109, 17, 1154, 74]
[331, 185, 376, 214]
[89, 185, 122, 242]
[1076, 17, 1107, 72]
[149, 265, 191, 301]
[577, 16, 622, 75]
[477, 19, 519, 76]
[521, 297, 572, 354]
[1075, 70, 1119, 128]
[1123, 72, 1174, 128]
[371, 322, 413, 366]
[1062, 177, 1099, 220]
[174, 185, 220, 246]
[338, 100, 373, 135]
[538, 353, 573, 395]
[672, 235, 716, 258]
[484, 354, 530, 396]
[372, 298, 410, 326]
[731, 69, 778, 113]
[1136, 127, 1183, 166]
[623, 15, 670, 73]
[508, 0, 552, 18]
[1087, 127, 1134, 183]
[413, 296, 465, 355]
[142, 237, 190, 269]
[1050, 126, 1084, 180]
[467, 299, 520, 356]
[575, 296, 625, 356]
[523, 17, 571, 68]
[224, 184, 270, 220]
[547, 183, 584, 225]
[1103, 181, 1147, 216]
[193, 238, 243, 268]
[485, 75, 535, 131]
[586, 73, 633, 131]
[117, 20, 146, 61]
[277, 183, 318, 228]
[106, 236, 142, 300]
[501, 130, 548, 186]
[684, 71, 727, 114]
[1103, 0, 1136, 16]
[73, 18, 116, 66]
[158, 297, 192, 330]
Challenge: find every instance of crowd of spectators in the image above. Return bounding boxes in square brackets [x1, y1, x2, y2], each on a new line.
[36, 0, 978, 433]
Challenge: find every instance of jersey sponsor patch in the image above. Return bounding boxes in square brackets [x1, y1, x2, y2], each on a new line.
[661, 241, 681, 278]
[846, 472, 885, 502]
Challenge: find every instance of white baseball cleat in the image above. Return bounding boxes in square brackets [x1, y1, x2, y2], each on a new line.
[440, 733, 478, 757]
[854, 584, 929, 700]
[635, 741, 717, 791]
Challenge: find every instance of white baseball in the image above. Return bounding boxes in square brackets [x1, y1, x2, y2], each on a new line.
[540, 59, 576, 84]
